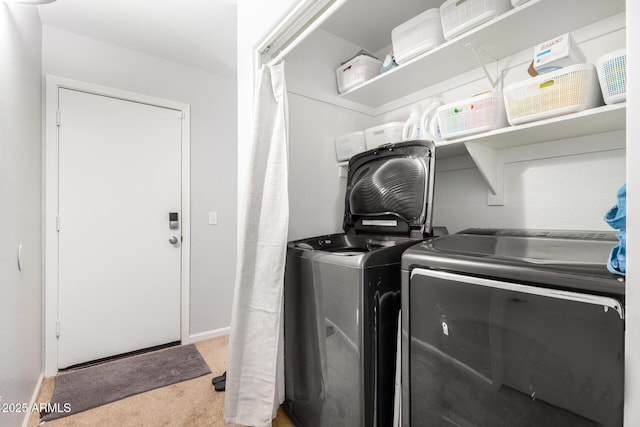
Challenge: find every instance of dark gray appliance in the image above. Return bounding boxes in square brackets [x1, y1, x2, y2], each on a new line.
[401, 229, 625, 427]
[284, 141, 440, 427]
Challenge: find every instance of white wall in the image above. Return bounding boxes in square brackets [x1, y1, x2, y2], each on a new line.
[432, 137, 625, 233]
[0, 3, 43, 426]
[286, 28, 377, 114]
[288, 93, 373, 240]
[41, 26, 237, 337]
[286, 29, 377, 240]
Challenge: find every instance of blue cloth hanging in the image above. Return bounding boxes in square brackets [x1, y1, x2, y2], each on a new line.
[604, 183, 626, 275]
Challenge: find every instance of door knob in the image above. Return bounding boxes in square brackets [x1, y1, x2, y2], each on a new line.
[169, 236, 179, 244]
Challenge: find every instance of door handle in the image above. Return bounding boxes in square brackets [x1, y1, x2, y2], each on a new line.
[169, 236, 179, 245]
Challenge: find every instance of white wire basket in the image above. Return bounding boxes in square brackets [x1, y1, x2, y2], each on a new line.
[336, 55, 381, 94]
[504, 63, 603, 125]
[365, 122, 405, 150]
[596, 49, 627, 105]
[440, 0, 512, 41]
[335, 131, 366, 162]
[436, 92, 507, 139]
[392, 8, 445, 64]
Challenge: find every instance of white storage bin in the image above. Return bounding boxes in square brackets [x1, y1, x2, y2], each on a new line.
[440, 0, 512, 41]
[503, 63, 603, 125]
[365, 122, 405, 150]
[336, 55, 382, 94]
[335, 131, 366, 162]
[436, 92, 507, 139]
[596, 49, 626, 105]
[511, 0, 530, 6]
[392, 8, 445, 64]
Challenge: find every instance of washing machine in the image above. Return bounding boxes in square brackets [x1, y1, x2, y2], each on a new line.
[401, 229, 625, 427]
[283, 140, 441, 427]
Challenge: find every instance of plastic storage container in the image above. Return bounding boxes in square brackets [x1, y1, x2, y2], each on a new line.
[440, 0, 512, 41]
[336, 55, 382, 94]
[335, 131, 366, 162]
[596, 49, 626, 105]
[392, 8, 445, 64]
[364, 122, 405, 150]
[503, 63, 603, 125]
[436, 92, 507, 139]
[533, 33, 585, 75]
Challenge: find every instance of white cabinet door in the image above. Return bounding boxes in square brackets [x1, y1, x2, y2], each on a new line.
[57, 88, 182, 368]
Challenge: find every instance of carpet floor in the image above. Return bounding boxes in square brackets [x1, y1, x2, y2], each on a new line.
[28, 335, 293, 427]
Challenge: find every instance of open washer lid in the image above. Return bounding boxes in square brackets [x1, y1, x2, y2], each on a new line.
[343, 140, 435, 237]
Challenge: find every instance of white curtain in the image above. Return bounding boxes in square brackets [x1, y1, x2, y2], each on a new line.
[224, 62, 289, 427]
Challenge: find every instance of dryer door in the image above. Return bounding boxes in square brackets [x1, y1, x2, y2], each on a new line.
[406, 268, 624, 427]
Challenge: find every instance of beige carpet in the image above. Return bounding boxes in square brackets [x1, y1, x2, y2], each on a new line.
[28, 336, 293, 427]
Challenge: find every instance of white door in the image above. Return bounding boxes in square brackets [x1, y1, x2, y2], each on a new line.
[57, 88, 182, 368]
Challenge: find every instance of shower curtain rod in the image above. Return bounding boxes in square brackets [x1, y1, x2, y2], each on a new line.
[263, 0, 347, 67]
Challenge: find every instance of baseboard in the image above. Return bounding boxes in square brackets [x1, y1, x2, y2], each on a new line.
[22, 373, 44, 427]
[188, 326, 230, 343]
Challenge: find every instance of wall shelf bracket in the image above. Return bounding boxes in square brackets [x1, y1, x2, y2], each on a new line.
[466, 42, 500, 89]
[464, 141, 505, 205]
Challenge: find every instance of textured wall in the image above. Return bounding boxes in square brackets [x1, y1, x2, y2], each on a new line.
[0, 3, 43, 426]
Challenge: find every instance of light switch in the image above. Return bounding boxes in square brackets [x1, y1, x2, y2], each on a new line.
[208, 211, 218, 225]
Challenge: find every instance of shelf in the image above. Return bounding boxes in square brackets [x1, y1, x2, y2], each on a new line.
[338, 103, 626, 176]
[442, 102, 626, 152]
[338, 0, 625, 108]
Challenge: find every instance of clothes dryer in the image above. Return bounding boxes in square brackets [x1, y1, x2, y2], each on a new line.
[284, 141, 441, 427]
[401, 229, 625, 427]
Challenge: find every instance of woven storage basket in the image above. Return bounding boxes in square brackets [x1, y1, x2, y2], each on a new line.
[503, 63, 603, 125]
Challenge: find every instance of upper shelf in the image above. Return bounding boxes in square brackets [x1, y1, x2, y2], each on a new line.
[429, 102, 626, 159]
[338, 0, 625, 108]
